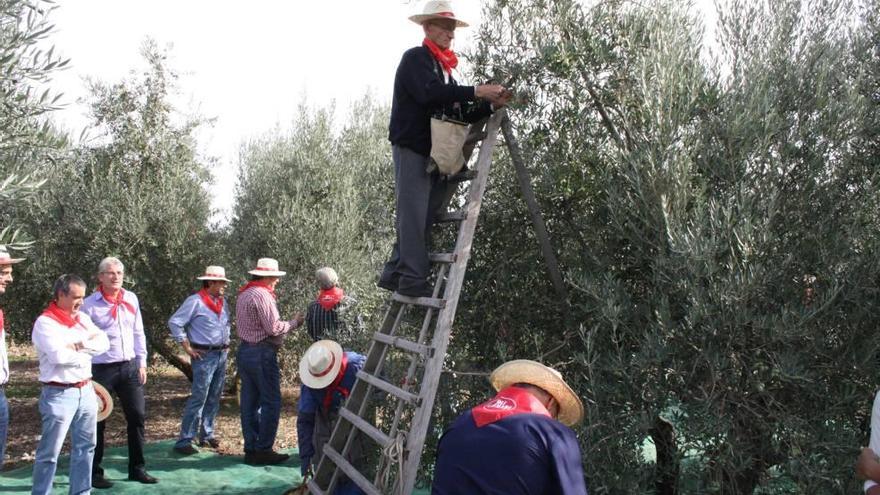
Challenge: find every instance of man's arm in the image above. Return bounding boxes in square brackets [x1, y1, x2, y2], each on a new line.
[32, 318, 86, 366]
[79, 315, 110, 355]
[550, 426, 590, 494]
[253, 291, 302, 337]
[167, 297, 196, 343]
[132, 296, 148, 368]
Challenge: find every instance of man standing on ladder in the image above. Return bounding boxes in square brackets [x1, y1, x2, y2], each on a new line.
[431, 360, 589, 494]
[379, 0, 511, 297]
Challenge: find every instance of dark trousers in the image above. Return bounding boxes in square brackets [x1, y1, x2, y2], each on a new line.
[381, 145, 449, 293]
[91, 359, 146, 476]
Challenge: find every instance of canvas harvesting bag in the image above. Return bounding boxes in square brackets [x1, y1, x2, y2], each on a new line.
[429, 115, 469, 175]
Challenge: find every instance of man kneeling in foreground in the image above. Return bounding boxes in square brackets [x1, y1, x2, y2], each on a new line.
[432, 359, 589, 494]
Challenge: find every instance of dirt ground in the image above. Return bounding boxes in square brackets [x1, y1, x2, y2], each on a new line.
[2, 343, 301, 471]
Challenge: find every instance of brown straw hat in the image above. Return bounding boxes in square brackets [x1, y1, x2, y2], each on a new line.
[490, 359, 584, 426]
[93, 381, 113, 422]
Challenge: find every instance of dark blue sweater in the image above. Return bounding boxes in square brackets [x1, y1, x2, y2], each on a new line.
[432, 410, 590, 495]
[388, 45, 493, 156]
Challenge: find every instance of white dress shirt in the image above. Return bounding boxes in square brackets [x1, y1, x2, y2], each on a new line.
[32, 312, 110, 384]
[0, 329, 8, 386]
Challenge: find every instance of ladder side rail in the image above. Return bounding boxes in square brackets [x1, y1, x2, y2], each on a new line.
[397, 110, 506, 494]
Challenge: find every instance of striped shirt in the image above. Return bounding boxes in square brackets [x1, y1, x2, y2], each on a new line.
[235, 286, 299, 346]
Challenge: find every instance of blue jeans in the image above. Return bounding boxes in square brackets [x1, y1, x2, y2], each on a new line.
[176, 349, 227, 448]
[237, 343, 281, 452]
[0, 388, 8, 470]
[32, 384, 97, 495]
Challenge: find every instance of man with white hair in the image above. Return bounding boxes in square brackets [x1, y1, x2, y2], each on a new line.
[31, 274, 110, 495]
[236, 258, 304, 465]
[0, 246, 23, 470]
[431, 359, 589, 494]
[81, 256, 156, 487]
[378, 0, 511, 297]
[305, 267, 353, 342]
[296, 340, 366, 493]
[168, 266, 232, 455]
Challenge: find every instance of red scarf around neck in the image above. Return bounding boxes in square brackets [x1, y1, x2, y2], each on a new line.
[471, 386, 553, 428]
[197, 289, 224, 316]
[0, 308, 4, 335]
[322, 352, 350, 411]
[317, 287, 344, 311]
[99, 286, 136, 318]
[423, 38, 458, 75]
[239, 280, 277, 299]
[41, 301, 80, 328]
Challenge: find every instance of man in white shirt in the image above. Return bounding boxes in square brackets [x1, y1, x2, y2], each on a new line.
[31, 274, 110, 495]
[0, 246, 24, 470]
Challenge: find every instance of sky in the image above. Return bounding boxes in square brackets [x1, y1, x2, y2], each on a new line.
[43, 1, 714, 222]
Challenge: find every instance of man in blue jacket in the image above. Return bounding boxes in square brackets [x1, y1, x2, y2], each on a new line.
[379, 0, 510, 297]
[297, 340, 366, 495]
[432, 359, 589, 494]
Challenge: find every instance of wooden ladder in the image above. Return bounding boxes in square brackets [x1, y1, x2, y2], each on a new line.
[307, 110, 506, 495]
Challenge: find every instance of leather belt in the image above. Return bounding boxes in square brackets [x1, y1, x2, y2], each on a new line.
[191, 343, 229, 351]
[43, 379, 91, 389]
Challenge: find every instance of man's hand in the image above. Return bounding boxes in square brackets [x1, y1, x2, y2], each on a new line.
[292, 312, 305, 328]
[67, 342, 84, 352]
[138, 367, 147, 385]
[182, 340, 202, 361]
[857, 446, 880, 481]
[475, 84, 506, 101]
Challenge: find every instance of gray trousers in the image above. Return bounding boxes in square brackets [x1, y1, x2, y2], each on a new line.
[381, 145, 449, 293]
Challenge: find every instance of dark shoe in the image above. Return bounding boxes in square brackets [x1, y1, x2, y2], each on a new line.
[243, 450, 258, 465]
[128, 471, 158, 484]
[92, 474, 114, 489]
[377, 277, 398, 292]
[199, 438, 221, 449]
[251, 450, 290, 465]
[173, 444, 199, 455]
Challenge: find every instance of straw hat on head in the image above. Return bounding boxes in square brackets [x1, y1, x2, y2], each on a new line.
[0, 246, 24, 265]
[196, 265, 231, 282]
[490, 359, 584, 427]
[409, 0, 469, 27]
[299, 340, 344, 389]
[93, 381, 114, 422]
[248, 258, 286, 277]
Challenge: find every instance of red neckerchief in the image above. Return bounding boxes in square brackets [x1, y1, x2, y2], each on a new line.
[322, 352, 350, 411]
[41, 301, 80, 328]
[99, 286, 136, 319]
[238, 280, 277, 299]
[423, 38, 458, 75]
[471, 386, 553, 428]
[317, 287, 344, 311]
[0, 308, 4, 335]
[197, 289, 224, 316]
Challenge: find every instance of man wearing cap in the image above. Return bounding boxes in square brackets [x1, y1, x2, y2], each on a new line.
[81, 256, 157, 487]
[431, 359, 589, 494]
[168, 266, 232, 455]
[236, 257, 304, 465]
[31, 274, 110, 495]
[296, 340, 366, 493]
[378, 0, 512, 297]
[0, 246, 23, 470]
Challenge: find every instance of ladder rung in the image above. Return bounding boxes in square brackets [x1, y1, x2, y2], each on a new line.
[429, 252, 458, 263]
[391, 292, 446, 309]
[465, 130, 488, 145]
[356, 371, 420, 405]
[373, 333, 434, 358]
[339, 408, 392, 448]
[321, 445, 382, 495]
[306, 480, 326, 495]
[435, 210, 467, 223]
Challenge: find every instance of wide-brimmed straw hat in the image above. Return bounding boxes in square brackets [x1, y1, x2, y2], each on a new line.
[0, 246, 24, 265]
[299, 340, 344, 390]
[409, 1, 469, 27]
[490, 359, 584, 426]
[93, 381, 114, 422]
[196, 266, 231, 282]
[247, 258, 286, 277]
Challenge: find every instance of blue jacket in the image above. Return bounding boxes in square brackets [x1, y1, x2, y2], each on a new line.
[432, 408, 589, 494]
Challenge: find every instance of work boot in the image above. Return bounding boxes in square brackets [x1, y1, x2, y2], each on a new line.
[173, 444, 199, 456]
[92, 474, 114, 489]
[252, 450, 290, 465]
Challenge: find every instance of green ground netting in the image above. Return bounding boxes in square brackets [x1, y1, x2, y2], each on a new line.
[0, 440, 430, 495]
